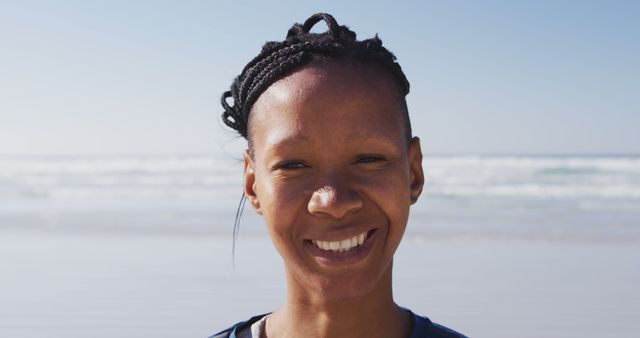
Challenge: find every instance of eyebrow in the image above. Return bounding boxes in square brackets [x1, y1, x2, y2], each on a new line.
[265, 134, 311, 147]
[345, 132, 381, 142]
[266, 132, 397, 152]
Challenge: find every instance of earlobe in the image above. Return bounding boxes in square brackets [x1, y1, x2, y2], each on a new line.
[243, 150, 261, 213]
[408, 137, 425, 204]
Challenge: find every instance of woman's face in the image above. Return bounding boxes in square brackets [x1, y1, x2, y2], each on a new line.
[244, 62, 424, 300]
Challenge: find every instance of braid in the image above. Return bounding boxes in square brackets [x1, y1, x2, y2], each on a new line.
[221, 12, 411, 140]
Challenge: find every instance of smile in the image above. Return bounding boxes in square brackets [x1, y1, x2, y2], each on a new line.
[310, 229, 375, 253]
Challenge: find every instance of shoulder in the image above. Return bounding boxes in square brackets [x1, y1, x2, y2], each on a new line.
[427, 321, 468, 338]
[209, 328, 233, 338]
[208, 314, 269, 338]
[412, 312, 468, 338]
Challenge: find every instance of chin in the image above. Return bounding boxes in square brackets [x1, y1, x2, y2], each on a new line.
[309, 263, 392, 301]
[317, 279, 373, 300]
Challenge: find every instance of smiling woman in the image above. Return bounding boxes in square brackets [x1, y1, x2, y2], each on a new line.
[213, 13, 467, 338]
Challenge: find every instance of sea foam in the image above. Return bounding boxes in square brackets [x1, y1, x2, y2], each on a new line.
[1, 154, 638, 240]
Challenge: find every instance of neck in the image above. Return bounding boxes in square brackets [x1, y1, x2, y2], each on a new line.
[265, 262, 412, 338]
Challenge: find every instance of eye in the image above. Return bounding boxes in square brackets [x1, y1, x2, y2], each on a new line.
[274, 160, 308, 170]
[354, 154, 387, 164]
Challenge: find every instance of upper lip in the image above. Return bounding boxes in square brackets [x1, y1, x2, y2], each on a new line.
[304, 226, 377, 242]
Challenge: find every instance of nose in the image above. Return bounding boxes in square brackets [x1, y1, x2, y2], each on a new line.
[308, 179, 363, 219]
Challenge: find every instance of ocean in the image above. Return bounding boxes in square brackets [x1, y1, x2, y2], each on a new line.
[1, 154, 639, 241]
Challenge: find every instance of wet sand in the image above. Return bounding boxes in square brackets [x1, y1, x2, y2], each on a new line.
[0, 232, 638, 337]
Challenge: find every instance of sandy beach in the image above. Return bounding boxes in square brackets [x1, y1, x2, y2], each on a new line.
[1, 232, 638, 338]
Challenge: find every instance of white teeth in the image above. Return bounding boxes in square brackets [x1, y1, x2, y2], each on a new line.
[316, 241, 325, 250]
[312, 231, 369, 253]
[340, 239, 351, 249]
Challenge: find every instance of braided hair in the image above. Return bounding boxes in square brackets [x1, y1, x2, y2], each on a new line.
[221, 13, 411, 143]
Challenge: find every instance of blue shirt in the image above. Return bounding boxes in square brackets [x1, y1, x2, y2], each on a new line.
[210, 310, 467, 338]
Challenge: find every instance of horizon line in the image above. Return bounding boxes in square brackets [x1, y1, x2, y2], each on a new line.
[1, 152, 639, 158]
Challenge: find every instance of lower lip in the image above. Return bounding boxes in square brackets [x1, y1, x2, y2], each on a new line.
[305, 229, 378, 265]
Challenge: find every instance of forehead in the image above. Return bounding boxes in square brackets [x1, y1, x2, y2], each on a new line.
[249, 62, 406, 146]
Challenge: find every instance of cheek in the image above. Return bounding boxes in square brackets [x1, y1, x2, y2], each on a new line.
[358, 168, 412, 236]
[360, 167, 412, 203]
[254, 175, 312, 245]
[256, 176, 310, 216]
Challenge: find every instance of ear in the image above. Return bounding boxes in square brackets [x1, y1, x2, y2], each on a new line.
[407, 137, 425, 204]
[243, 150, 262, 214]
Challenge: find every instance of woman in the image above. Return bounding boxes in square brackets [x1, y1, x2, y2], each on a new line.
[213, 13, 467, 338]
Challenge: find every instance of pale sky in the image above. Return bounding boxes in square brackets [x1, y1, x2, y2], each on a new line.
[1, 0, 638, 155]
